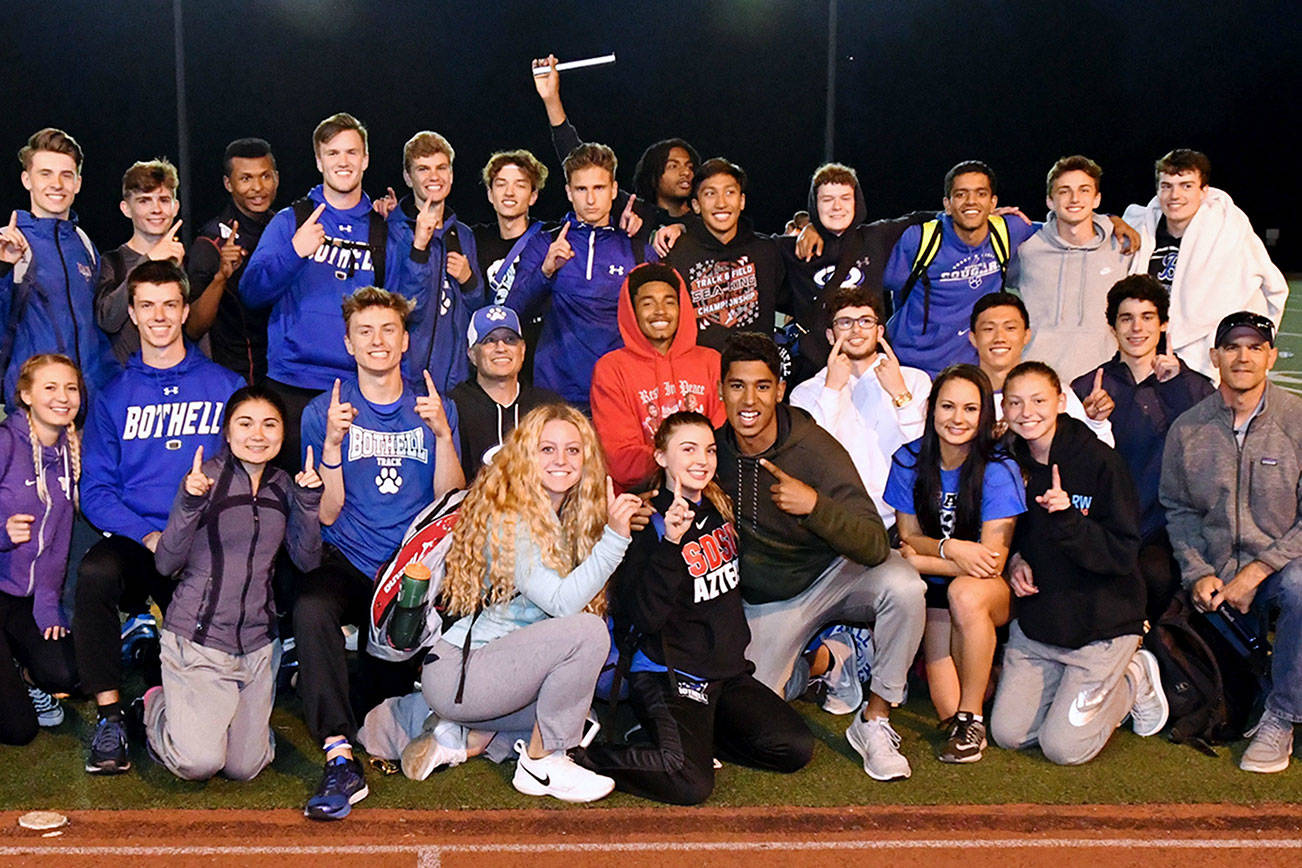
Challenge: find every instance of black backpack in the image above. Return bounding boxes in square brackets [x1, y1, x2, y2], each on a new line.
[291, 198, 388, 288]
[1143, 591, 1270, 755]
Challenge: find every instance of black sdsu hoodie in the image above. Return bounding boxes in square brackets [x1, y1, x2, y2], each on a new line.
[1010, 415, 1145, 649]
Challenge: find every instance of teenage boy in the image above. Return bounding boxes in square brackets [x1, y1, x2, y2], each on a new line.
[387, 131, 482, 394]
[506, 143, 656, 410]
[1161, 311, 1302, 773]
[883, 161, 1038, 377]
[1123, 150, 1287, 381]
[714, 332, 925, 781]
[968, 292, 1113, 445]
[1071, 276, 1213, 620]
[0, 128, 118, 407]
[789, 285, 930, 526]
[75, 260, 243, 774]
[475, 150, 550, 303]
[297, 286, 463, 820]
[590, 262, 725, 490]
[186, 137, 281, 384]
[96, 159, 186, 363]
[1013, 156, 1133, 384]
[658, 159, 786, 353]
[450, 304, 559, 482]
[779, 163, 931, 384]
[240, 113, 435, 463]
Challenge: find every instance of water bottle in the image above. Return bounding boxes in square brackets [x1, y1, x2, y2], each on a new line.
[386, 563, 431, 651]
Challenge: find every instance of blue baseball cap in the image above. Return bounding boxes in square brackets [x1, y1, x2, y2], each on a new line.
[467, 305, 523, 346]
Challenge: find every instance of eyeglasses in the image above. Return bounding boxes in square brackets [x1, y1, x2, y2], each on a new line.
[831, 316, 879, 332]
[476, 333, 522, 347]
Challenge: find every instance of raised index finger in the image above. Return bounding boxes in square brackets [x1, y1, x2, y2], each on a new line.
[622, 195, 637, 220]
[423, 369, 437, 397]
[192, 445, 204, 473]
[1093, 368, 1104, 393]
[557, 222, 570, 241]
[304, 444, 315, 472]
[758, 458, 787, 481]
[330, 378, 342, 406]
[308, 203, 327, 225]
[168, 219, 183, 239]
[6, 211, 15, 230]
[1051, 463, 1062, 491]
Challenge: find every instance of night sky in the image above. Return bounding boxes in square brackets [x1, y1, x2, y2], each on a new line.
[4, 0, 1297, 267]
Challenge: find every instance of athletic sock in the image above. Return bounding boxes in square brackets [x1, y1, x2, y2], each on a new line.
[98, 701, 123, 722]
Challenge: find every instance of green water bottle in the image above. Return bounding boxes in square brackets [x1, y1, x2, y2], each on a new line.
[386, 562, 431, 651]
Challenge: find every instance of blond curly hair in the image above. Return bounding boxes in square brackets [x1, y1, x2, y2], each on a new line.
[442, 404, 610, 618]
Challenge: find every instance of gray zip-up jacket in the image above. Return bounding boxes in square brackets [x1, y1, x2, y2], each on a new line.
[156, 448, 322, 655]
[1159, 383, 1302, 587]
[1012, 214, 1132, 383]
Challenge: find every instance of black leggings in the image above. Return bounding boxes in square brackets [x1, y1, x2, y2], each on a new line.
[72, 535, 172, 697]
[1, 592, 78, 745]
[583, 669, 814, 805]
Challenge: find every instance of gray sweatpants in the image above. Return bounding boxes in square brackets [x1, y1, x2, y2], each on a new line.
[144, 629, 277, 781]
[743, 552, 925, 704]
[990, 620, 1139, 766]
[422, 612, 608, 754]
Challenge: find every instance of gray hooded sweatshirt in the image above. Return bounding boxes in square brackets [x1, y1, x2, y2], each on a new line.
[1011, 214, 1132, 383]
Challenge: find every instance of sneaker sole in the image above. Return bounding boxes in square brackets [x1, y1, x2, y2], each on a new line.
[303, 784, 370, 821]
[85, 761, 131, 775]
[37, 712, 64, 728]
[401, 736, 454, 781]
[938, 744, 986, 764]
[512, 768, 615, 802]
[1131, 649, 1170, 737]
[1240, 754, 1291, 773]
[845, 723, 910, 781]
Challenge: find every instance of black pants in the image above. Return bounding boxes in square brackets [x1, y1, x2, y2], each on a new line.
[265, 378, 323, 475]
[73, 535, 172, 697]
[293, 546, 419, 744]
[1, 592, 78, 745]
[583, 669, 814, 805]
[1139, 529, 1180, 624]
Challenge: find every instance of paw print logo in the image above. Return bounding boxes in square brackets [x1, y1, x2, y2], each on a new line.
[375, 467, 403, 494]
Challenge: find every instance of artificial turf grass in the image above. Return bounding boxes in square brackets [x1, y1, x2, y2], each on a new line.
[3, 692, 1300, 812]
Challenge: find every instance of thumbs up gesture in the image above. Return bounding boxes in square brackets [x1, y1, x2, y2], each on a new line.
[216, 220, 245, 279]
[296, 445, 324, 490]
[415, 370, 452, 441]
[0, 211, 29, 264]
[184, 445, 215, 497]
[292, 203, 327, 258]
[759, 458, 818, 516]
[541, 222, 575, 277]
[1081, 368, 1114, 421]
[148, 219, 186, 263]
[1035, 463, 1070, 513]
[324, 378, 356, 448]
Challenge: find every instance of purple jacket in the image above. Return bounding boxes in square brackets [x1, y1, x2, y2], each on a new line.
[0, 412, 75, 630]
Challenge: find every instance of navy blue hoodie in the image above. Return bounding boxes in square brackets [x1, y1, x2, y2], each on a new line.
[239, 185, 434, 391]
[0, 210, 118, 407]
[81, 346, 243, 542]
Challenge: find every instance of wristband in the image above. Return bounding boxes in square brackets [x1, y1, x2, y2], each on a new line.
[938, 539, 948, 560]
[320, 458, 342, 470]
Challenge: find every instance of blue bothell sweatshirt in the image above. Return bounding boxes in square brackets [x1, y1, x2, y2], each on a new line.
[0, 211, 118, 408]
[239, 185, 433, 391]
[81, 346, 243, 543]
[300, 376, 460, 579]
[505, 213, 656, 405]
[883, 214, 1035, 377]
[386, 195, 479, 394]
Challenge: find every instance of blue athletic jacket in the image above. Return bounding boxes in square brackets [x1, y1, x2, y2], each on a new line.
[81, 346, 243, 542]
[505, 213, 656, 405]
[239, 185, 433, 391]
[0, 211, 118, 407]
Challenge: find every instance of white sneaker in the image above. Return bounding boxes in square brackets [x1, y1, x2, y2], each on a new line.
[1240, 710, 1294, 774]
[817, 636, 863, 716]
[511, 739, 615, 802]
[401, 718, 468, 781]
[845, 708, 911, 781]
[1127, 649, 1169, 737]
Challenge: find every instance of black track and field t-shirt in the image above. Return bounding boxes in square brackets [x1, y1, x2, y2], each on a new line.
[1147, 217, 1182, 291]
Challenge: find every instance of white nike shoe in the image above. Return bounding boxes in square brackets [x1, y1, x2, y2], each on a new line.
[845, 708, 911, 781]
[511, 739, 615, 803]
[1126, 648, 1169, 737]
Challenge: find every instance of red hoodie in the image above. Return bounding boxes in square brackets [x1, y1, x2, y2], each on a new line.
[590, 265, 725, 490]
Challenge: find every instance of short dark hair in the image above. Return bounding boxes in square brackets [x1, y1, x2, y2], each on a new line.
[944, 160, 996, 198]
[1004, 360, 1061, 395]
[222, 384, 288, 436]
[633, 138, 700, 202]
[1046, 155, 1102, 196]
[823, 284, 885, 323]
[969, 291, 1029, 332]
[121, 159, 178, 199]
[481, 149, 548, 192]
[223, 138, 275, 177]
[127, 259, 190, 305]
[1105, 274, 1170, 327]
[1155, 149, 1210, 187]
[692, 157, 747, 198]
[18, 128, 83, 173]
[626, 262, 682, 302]
[811, 162, 858, 191]
[721, 331, 782, 382]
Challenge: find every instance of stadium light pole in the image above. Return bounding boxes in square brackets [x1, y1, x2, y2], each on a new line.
[173, 0, 192, 243]
[824, 0, 837, 163]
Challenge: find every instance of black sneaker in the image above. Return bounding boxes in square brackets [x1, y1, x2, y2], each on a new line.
[939, 711, 986, 764]
[304, 755, 369, 821]
[86, 715, 132, 775]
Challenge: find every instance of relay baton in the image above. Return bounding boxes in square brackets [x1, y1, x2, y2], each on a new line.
[532, 53, 616, 76]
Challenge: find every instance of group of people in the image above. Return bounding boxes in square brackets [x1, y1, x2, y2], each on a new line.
[1, 55, 1297, 820]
